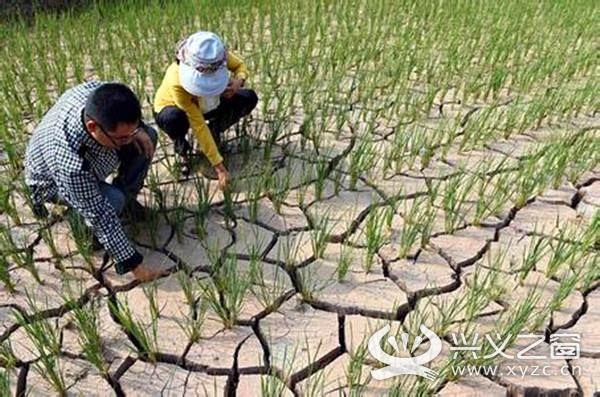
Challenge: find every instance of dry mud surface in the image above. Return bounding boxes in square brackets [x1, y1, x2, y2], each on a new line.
[2, 102, 600, 397]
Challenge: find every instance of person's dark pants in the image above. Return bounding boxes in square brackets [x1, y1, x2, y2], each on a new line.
[154, 89, 258, 157]
[43, 124, 158, 218]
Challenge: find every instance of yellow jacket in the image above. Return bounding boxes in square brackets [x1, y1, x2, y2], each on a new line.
[153, 51, 249, 166]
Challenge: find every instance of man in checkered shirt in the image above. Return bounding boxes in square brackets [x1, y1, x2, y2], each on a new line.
[25, 81, 164, 281]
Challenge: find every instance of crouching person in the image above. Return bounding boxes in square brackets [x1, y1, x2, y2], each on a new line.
[24, 81, 164, 281]
[153, 30, 258, 189]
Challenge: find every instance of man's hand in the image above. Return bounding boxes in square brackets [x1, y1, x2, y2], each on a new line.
[132, 131, 155, 159]
[222, 77, 245, 99]
[214, 162, 230, 190]
[131, 263, 170, 282]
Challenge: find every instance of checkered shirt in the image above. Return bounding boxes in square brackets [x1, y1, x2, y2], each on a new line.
[24, 81, 139, 265]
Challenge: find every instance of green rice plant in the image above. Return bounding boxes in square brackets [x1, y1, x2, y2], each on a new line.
[579, 254, 600, 293]
[200, 255, 249, 329]
[512, 152, 550, 209]
[299, 339, 326, 397]
[297, 264, 332, 304]
[175, 267, 207, 343]
[565, 135, 600, 185]
[0, 368, 9, 396]
[337, 244, 353, 282]
[246, 175, 266, 223]
[472, 168, 513, 225]
[418, 198, 438, 249]
[383, 195, 402, 231]
[65, 210, 94, 268]
[107, 295, 159, 363]
[545, 225, 592, 279]
[0, 339, 18, 371]
[222, 187, 238, 226]
[248, 255, 288, 314]
[0, 184, 21, 226]
[261, 342, 298, 396]
[310, 210, 335, 259]
[176, 296, 208, 344]
[0, 254, 16, 293]
[480, 245, 511, 301]
[363, 207, 388, 273]
[13, 291, 65, 395]
[434, 292, 470, 337]
[345, 338, 369, 392]
[314, 157, 329, 202]
[347, 137, 377, 190]
[546, 144, 571, 190]
[66, 299, 108, 377]
[0, 224, 41, 284]
[548, 271, 579, 313]
[477, 288, 543, 366]
[142, 281, 162, 320]
[518, 234, 551, 285]
[165, 183, 189, 244]
[264, 168, 292, 215]
[176, 269, 201, 312]
[192, 176, 214, 239]
[39, 226, 60, 259]
[442, 170, 476, 234]
[277, 233, 304, 270]
[398, 198, 425, 259]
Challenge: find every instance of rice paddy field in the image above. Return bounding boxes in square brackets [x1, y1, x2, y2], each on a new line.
[0, 0, 599, 395]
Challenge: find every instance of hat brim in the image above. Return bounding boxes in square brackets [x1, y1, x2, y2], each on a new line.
[179, 63, 229, 97]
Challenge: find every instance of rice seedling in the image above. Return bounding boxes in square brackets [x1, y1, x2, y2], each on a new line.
[337, 243, 353, 282]
[314, 157, 329, 202]
[397, 196, 436, 259]
[13, 291, 65, 395]
[0, 184, 21, 226]
[442, 169, 476, 234]
[192, 176, 214, 239]
[297, 264, 332, 304]
[248, 255, 288, 314]
[0, 368, 9, 396]
[363, 207, 388, 273]
[142, 281, 162, 320]
[199, 255, 249, 329]
[299, 340, 326, 397]
[511, 152, 551, 209]
[0, 223, 41, 284]
[264, 168, 293, 215]
[261, 343, 298, 396]
[0, 253, 16, 293]
[65, 298, 108, 377]
[347, 137, 377, 190]
[517, 234, 551, 285]
[309, 210, 335, 260]
[0, 339, 18, 371]
[65, 210, 94, 268]
[107, 294, 159, 363]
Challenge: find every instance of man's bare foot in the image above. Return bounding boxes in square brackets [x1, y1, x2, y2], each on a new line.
[131, 265, 170, 282]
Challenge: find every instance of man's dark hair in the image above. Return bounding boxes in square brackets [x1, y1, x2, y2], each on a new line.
[84, 83, 141, 132]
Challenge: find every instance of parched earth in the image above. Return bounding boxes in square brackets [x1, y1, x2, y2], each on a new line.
[1, 100, 600, 396]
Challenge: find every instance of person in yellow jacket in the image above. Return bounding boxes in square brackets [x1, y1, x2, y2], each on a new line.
[153, 31, 258, 189]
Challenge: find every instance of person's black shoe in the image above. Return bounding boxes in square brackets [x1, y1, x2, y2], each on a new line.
[32, 204, 49, 219]
[91, 235, 103, 252]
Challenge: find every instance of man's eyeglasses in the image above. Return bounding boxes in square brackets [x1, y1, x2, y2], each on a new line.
[93, 119, 143, 147]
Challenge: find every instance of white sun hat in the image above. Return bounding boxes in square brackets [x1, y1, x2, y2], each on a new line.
[177, 31, 229, 97]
